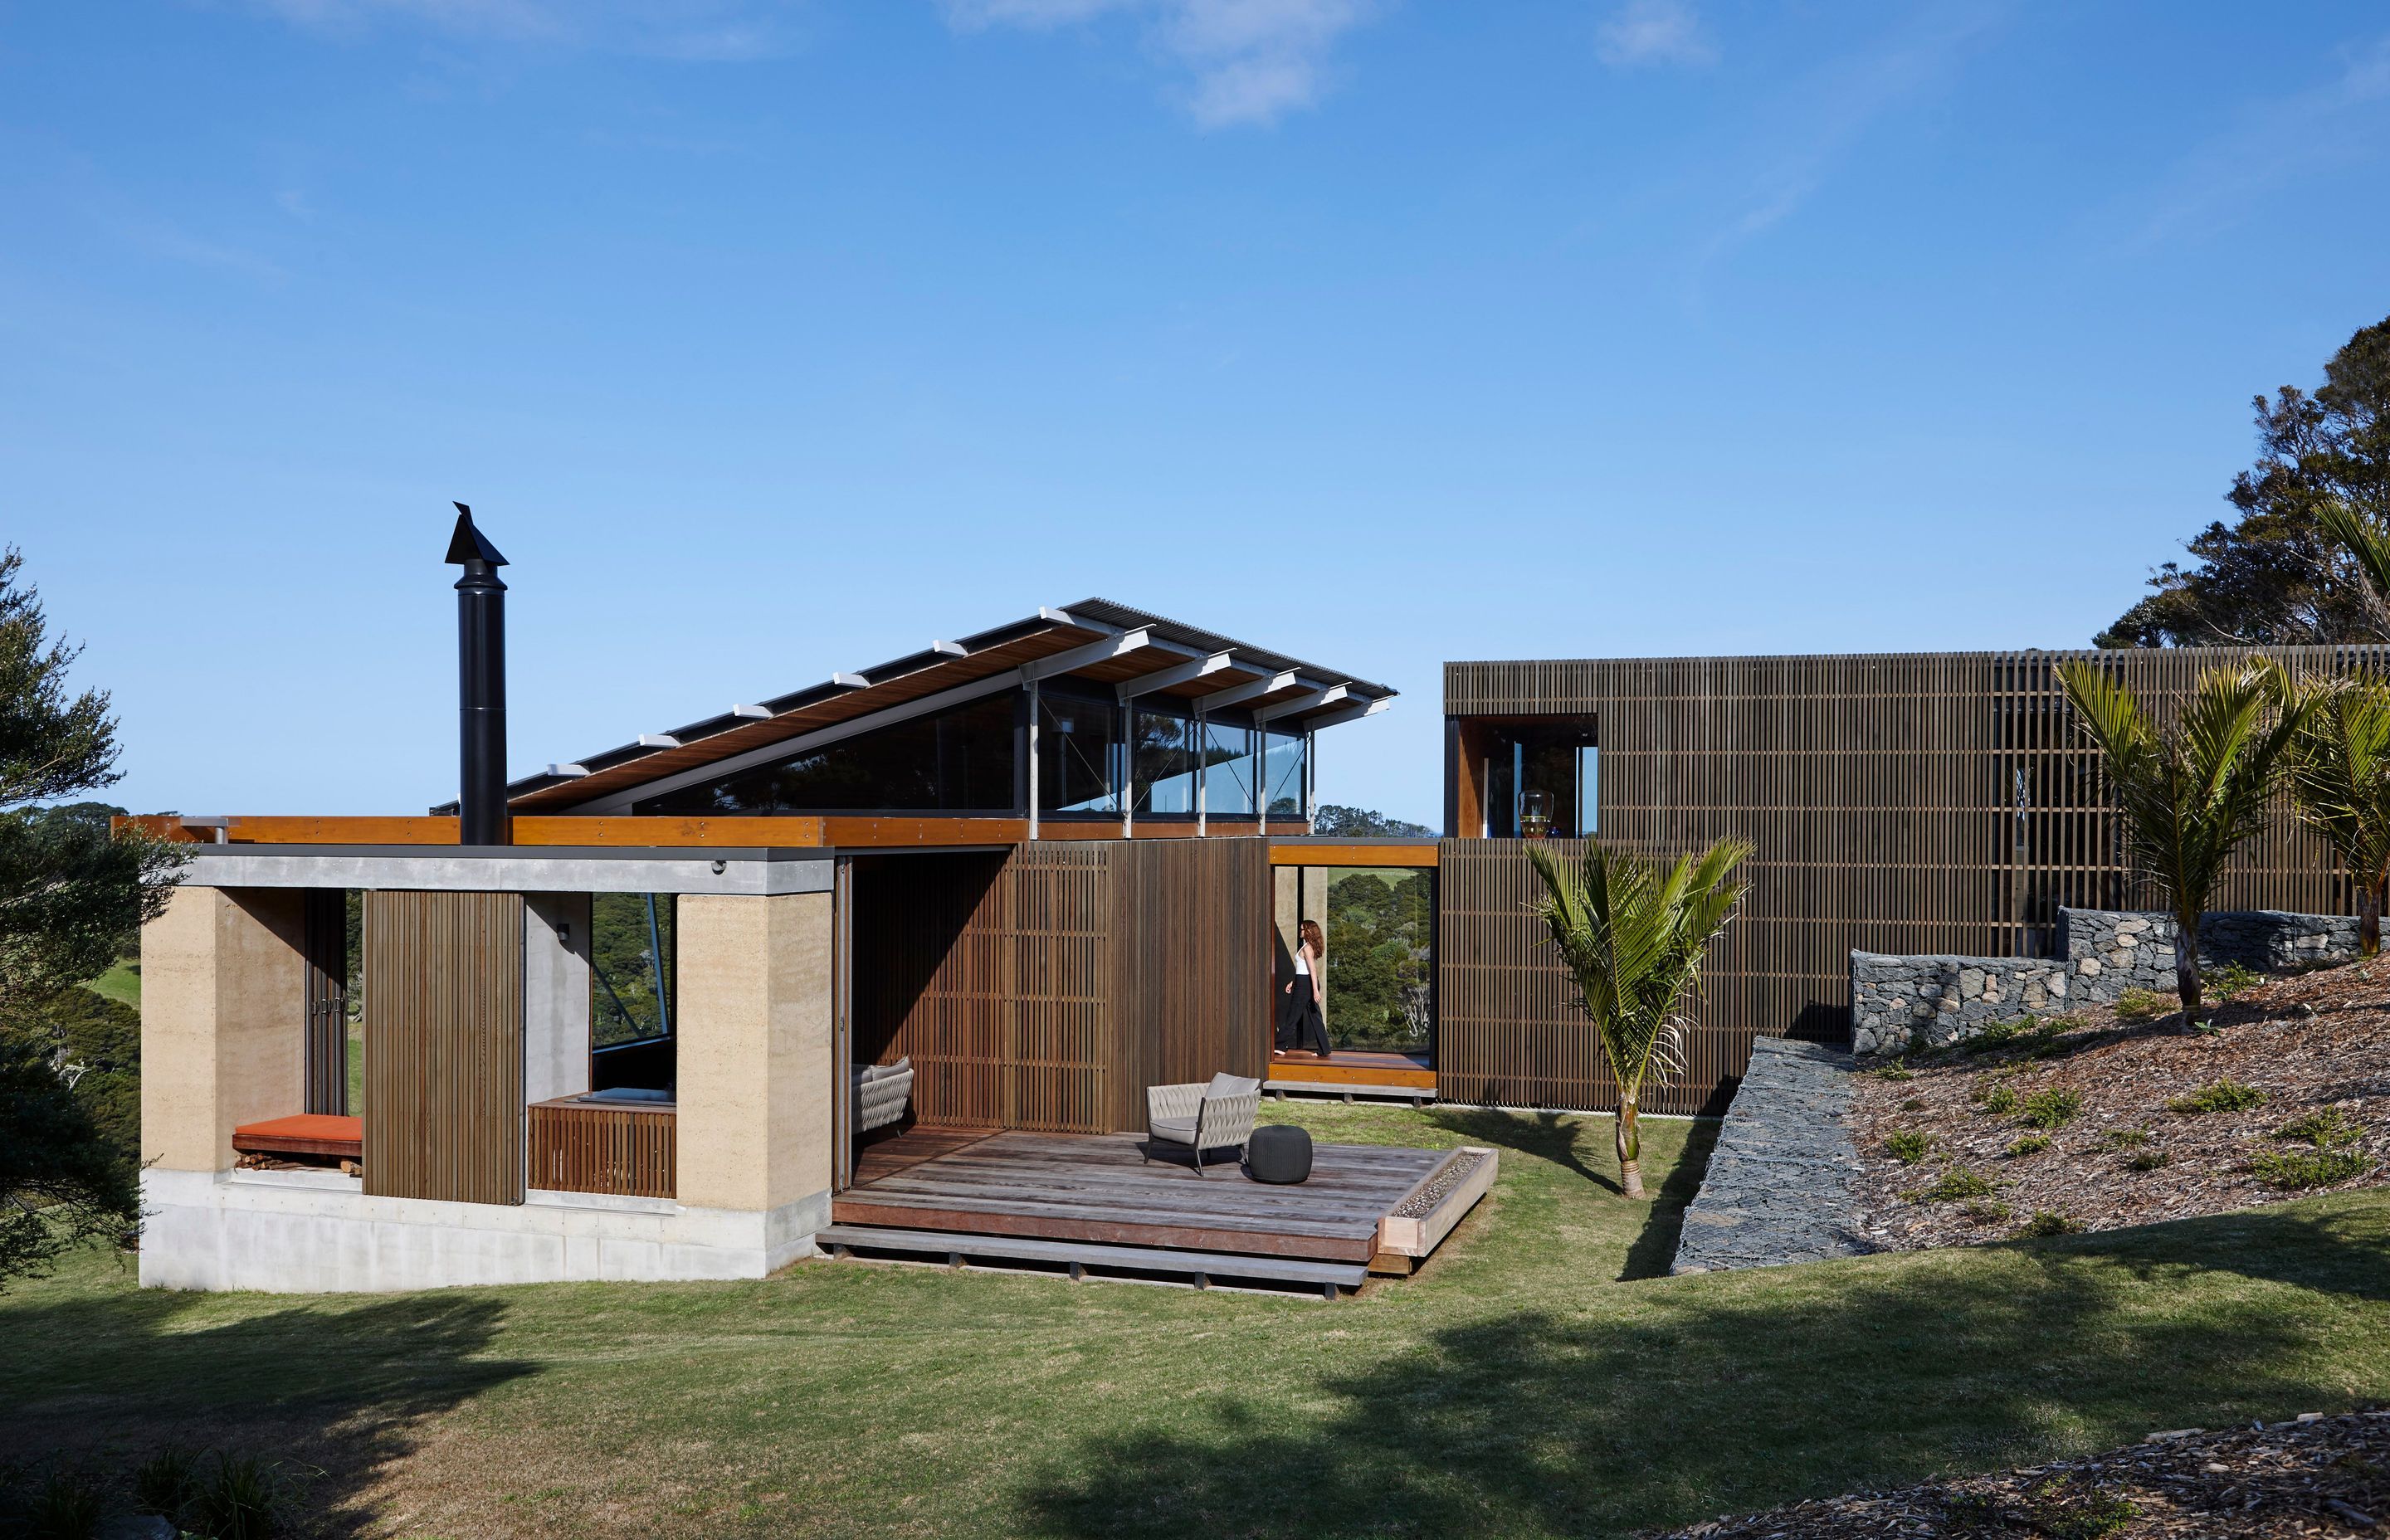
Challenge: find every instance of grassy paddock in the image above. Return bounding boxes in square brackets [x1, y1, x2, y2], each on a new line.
[4, 1104, 2387, 1538]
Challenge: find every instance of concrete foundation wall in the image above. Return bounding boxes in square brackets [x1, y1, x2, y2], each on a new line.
[140, 885, 308, 1172]
[140, 1167, 828, 1292]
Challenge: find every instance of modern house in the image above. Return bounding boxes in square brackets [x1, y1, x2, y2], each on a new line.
[135, 514, 1496, 1296]
[131, 515, 2376, 1296]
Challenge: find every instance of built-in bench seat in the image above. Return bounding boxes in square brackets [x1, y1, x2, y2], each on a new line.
[232, 1114, 363, 1160]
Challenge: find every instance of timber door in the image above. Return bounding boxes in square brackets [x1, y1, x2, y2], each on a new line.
[362, 890, 527, 1205]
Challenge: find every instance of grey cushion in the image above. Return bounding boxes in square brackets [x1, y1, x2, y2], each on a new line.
[1149, 1116, 1199, 1144]
[1206, 1072, 1260, 1099]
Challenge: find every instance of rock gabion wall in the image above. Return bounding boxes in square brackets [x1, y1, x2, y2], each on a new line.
[1850, 907, 2360, 1056]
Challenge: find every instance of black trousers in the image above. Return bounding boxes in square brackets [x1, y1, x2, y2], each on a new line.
[1280, 982, 1331, 1056]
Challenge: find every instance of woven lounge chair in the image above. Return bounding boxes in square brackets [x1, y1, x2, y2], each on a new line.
[1144, 1073, 1261, 1176]
[854, 1058, 914, 1134]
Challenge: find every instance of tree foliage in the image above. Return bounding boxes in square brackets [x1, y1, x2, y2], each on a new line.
[1311, 803, 1436, 838]
[0, 548, 185, 1286]
[2055, 659, 2309, 1028]
[1528, 838, 1748, 1198]
[2098, 314, 2390, 647]
[1324, 870, 1432, 1050]
[2279, 673, 2390, 958]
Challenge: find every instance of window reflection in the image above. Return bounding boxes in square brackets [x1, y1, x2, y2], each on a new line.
[1264, 727, 1308, 817]
[634, 691, 1019, 814]
[1134, 705, 1197, 815]
[1039, 691, 1119, 814]
[1200, 719, 1254, 816]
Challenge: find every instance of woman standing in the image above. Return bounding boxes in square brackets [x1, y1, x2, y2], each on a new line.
[1280, 919, 1332, 1058]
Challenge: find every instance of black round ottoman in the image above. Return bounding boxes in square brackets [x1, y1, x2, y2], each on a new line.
[1246, 1124, 1313, 1184]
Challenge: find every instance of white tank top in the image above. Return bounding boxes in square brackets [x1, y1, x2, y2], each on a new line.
[1294, 953, 1310, 977]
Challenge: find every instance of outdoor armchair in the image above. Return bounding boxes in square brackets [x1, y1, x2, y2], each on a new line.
[1143, 1072, 1261, 1176]
[853, 1058, 914, 1134]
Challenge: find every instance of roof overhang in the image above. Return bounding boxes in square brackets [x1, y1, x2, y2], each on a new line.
[465, 598, 1397, 816]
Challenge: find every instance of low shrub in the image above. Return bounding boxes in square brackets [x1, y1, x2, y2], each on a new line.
[2274, 1108, 2363, 1148]
[1976, 1083, 2020, 1116]
[2251, 1148, 2373, 1191]
[1900, 1097, 1927, 1112]
[1920, 1167, 1996, 1202]
[2169, 1078, 2269, 1114]
[2030, 1484, 2137, 1539]
[1962, 1198, 2012, 1223]
[1870, 1059, 1914, 1082]
[1961, 1017, 2036, 1055]
[2016, 1088, 2083, 1129]
[2102, 1128, 2149, 1148]
[2006, 1133, 2051, 1157]
[1884, 1129, 1934, 1165]
[2126, 1150, 2168, 1172]
[2022, 1210, 2083, 1237]
[24, 1467, 107, 1540]
[193, 1452, 283, 1540]
[134, 1445, 206, 1520]
[2114, 988, 2174, 1023]
[2204, 961, 2262, 1001]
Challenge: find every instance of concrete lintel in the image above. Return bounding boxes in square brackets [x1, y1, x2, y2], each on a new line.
[183, 846, 835, 896]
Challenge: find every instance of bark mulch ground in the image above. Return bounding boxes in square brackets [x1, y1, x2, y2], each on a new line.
[1656, 1409, 2390, 1538]
[1847, 955, 2390, 1250]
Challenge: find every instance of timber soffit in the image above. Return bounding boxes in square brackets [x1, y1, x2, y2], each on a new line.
[460, 599, 1398, 816]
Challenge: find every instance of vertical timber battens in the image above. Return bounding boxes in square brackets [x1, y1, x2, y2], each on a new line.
[363, 889, 527, 1205]
[1441, 645, 2390, 1115]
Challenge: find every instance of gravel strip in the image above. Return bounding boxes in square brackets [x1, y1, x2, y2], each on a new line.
[1395, 1149, 1486, 1218]
[1671, 1037, 1873, 1274]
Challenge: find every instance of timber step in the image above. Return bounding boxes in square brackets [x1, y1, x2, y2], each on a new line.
[812, 1224, 1368, 1298]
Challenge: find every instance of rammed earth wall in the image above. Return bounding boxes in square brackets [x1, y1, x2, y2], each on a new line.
[1850, 907, 2360, 1057]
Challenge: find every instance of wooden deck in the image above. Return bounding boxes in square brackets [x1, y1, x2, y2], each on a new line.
[833, 1128, 1446, 1264]
[1267, 1048, 1436, 1103]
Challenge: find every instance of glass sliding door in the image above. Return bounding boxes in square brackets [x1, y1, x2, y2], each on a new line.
[1133, 704, 1197, 815]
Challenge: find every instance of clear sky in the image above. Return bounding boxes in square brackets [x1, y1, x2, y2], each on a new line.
[6, 2, 2389, 829]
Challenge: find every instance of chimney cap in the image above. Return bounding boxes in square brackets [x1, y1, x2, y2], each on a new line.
[445, 502, 510, 567]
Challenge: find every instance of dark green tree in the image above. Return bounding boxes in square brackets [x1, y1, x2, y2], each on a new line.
[0, 548, 186, 1285]
[1311, 803, 1435, 838]
[2099, 314, 2390, 647]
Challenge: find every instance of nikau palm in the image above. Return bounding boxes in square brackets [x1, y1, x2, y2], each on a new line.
[2281, 674, 2390, 958]
[1529, 838, 1749, 1198]
[2056, 659, 2310, 1030]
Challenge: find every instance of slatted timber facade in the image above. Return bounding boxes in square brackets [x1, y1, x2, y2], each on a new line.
[362, 890, 526, 1204]
[1443, 646, 2390, 1114]
[851, 839, 1271, 1135]
[528, 1101, 676, 1199]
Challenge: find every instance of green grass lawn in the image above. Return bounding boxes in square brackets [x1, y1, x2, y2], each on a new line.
[85, 958, 140, 1009]
[6, 1104, 2388, 1538]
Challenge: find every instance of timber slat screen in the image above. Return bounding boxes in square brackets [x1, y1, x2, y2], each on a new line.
[363, 890, 526, 1205]
[1443, 646, 2390, 1115]
[528, 1102, 675, 1199]
[851, 840, 1271, 1135]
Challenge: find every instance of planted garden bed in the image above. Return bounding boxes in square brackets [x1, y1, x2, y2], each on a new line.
[1849, 954, 2390, 1250]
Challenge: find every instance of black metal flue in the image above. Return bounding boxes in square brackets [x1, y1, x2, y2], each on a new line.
[445, 503, 510, 846]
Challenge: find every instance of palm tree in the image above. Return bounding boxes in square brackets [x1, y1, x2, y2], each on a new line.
[2281, 674, 2390, 958]
[2056, 658, 2311, 1029]
[1527, 838, 1749, 1198]
[2318, 500, 2390, 636]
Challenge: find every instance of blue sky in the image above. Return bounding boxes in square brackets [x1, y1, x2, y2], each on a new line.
[5, 1, 2389, 828]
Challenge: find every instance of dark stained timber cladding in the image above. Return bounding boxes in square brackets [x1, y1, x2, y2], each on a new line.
[362, 890, 526, 1205]
[1441, 646, 2390, 1114]
[851, 840, 1273, 1135]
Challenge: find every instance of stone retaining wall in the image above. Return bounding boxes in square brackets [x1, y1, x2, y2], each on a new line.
[1851, 907, 2359, 1057]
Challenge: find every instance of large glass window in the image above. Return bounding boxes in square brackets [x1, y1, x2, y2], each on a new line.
[591, 894, 677, 1045]
[1134, 704, 1197, 815]
[1200, 719, 1255, 816]
[1263, 727, 1308, 817]
[1039, 690, 1119, 815]
[1483, 725, 1597, 837]
[633, 691, 1019, 815]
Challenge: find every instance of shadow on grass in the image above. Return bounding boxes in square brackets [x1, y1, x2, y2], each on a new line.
[1015, 1199, 2390, 1539]
[0, 1284, 532, 1536]
[1427, 1107, 1621, 1192]
[1620, 1116, 1717, 1282]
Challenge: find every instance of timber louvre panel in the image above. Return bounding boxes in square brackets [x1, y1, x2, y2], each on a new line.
[1443, 645, 2390, 1116]
[851, 840, 1273, 1134]
[363, 890, 526, 1204]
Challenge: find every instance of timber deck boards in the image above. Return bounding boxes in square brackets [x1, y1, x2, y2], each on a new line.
[832, 1128, 1442, 1263]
